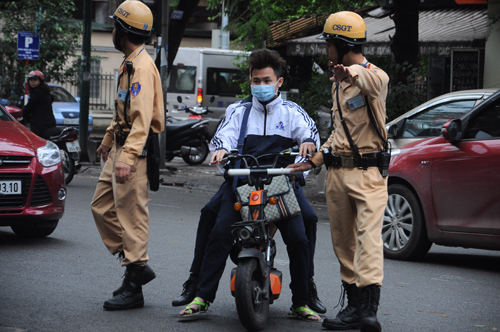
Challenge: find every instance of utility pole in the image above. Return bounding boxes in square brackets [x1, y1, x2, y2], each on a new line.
[79, 0, 91, 162]
[159, 0, 169, 169]
[221, 1, 229, 49]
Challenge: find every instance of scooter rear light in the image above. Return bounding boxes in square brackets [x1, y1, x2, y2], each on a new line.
[197, 88, 203, 105]
[63, 133, 78, 141]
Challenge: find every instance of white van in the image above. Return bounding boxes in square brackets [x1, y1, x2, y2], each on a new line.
[166, 47, 248, 137]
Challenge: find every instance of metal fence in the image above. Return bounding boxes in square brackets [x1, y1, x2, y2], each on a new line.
[59, 73, 116, 112]
[58, 73, 429, 113]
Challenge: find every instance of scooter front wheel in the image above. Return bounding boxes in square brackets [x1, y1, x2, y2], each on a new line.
[235, 259, 269, 331]
[60, 149, 75, 185]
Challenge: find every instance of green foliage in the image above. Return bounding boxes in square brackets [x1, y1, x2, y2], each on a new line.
[206, 0, 375, 51]
[204, 0, 377, 139]
[380, 58, 427, 121]
[0, 0, 81, 105]
[288, 64, 333, 142]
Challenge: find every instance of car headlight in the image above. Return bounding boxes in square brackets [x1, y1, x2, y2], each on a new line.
[37, 141, 61, 167]
[390, 148, 402, 158]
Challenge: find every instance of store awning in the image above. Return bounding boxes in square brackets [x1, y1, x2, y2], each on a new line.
[284, 5, 488, 57]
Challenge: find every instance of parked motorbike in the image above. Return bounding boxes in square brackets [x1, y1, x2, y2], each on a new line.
[223, 147, 301, 331]
[164, 96, 214, 165]
[45, 126, 80, 185]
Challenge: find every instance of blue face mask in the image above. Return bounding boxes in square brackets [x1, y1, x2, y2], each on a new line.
[251, 81, 279, 102]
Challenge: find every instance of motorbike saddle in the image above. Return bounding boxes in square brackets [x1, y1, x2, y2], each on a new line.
[165, 119, 203, 135]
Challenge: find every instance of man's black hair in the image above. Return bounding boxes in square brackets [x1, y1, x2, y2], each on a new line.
[248, 49, 286, 78]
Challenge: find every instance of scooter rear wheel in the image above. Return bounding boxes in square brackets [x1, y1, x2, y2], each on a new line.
[182, 139, 209, 165]
[235, 259, 269, 331]
[60, 149, 75, 185]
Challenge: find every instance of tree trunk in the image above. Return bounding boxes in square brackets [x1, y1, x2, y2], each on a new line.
[167, 0, 201, 76]
[390, 0, 420, 85]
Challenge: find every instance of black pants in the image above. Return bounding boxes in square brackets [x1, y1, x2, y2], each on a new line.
[193, 180, 312, 306]
[31, 124, 56, 139]
[189, 180, 318, 279]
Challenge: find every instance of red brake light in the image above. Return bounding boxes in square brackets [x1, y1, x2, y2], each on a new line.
[63, 133, 78, 141]
[197, 88, 203, 105]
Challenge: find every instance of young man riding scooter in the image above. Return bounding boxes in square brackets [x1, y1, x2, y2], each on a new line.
[177, 49, 322, 321]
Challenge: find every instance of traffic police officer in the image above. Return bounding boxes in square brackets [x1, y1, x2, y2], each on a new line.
[90, 0, 164, 311]
[289, 11, 389, 332]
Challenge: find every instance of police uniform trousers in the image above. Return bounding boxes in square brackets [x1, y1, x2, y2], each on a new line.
[325, 166, 387, 287]
[189, 179, 318, 280]
[195, 180, 311, 306]
[91, 144, 149, 267]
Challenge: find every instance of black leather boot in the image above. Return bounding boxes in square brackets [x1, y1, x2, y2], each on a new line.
[308, 277, 326, 314]
[322, 282, 362, 330]
[103, 265, 145, 311]
[360, 284, 382, 332]
[171, 274, 198, 306]
[112, 264, 156, 297]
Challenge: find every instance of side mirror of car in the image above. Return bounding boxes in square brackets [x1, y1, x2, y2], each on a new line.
[442, 119, 462, 142]
[387, 124, 399, 138]
[177, 96, 183, 103]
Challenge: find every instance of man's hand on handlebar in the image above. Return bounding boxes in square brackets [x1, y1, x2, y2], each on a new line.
[210, 149, 228, 165]
[287, 161, 312, 173]
[299, 142, 316, 158]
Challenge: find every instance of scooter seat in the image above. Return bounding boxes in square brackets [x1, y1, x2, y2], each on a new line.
[166, 119, 202, 135]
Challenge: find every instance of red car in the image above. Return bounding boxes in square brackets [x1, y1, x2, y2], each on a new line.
[4, 105, 23, 121]
[0, 104, 66, 237]
[384, 89, 500, 260]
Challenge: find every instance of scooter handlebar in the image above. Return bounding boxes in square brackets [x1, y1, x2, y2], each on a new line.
[227, 168, 302, 176]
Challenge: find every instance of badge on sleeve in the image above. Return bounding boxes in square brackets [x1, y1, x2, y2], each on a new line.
[347, 95, 365, 110]
[130, 82, 141, 97]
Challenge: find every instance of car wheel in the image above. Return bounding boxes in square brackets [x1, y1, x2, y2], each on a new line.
[11, 220, 59, 238]
[382, 184, 432, 261]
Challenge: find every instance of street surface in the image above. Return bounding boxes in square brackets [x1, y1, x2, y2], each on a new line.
[1, 159, 499, 332]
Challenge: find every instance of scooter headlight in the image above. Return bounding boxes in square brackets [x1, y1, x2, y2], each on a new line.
[37, 141, 61, 167]
[238, 226, 253, 241]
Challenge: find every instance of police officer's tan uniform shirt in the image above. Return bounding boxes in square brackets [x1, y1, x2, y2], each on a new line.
[313, 60, 389, 164]
[101, 46, 164, 166]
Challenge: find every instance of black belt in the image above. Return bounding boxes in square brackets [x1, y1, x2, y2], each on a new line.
[328, 153, 379, 169]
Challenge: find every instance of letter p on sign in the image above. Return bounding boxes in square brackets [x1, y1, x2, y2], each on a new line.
[25, 37, 33, 48]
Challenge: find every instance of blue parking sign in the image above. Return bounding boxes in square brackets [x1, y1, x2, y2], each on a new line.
[18, 31, 40, 60]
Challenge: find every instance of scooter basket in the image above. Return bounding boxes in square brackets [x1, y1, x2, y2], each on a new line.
[235, 175, 300, 223]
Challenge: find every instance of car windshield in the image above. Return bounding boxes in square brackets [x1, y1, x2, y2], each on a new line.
[463, 100, 500, 139]
[0, 105, 13, 121]
[402, 99, 476, 137]
[167, 65, 197, 94]
[50, 86, 77, 103]
[206, 67, 245, 97]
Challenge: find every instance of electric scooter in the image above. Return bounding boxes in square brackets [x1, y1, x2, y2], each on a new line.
[223, 147, 302, 331]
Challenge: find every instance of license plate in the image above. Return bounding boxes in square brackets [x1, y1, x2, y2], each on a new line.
[63, 119, 79, 125]
[66, 141, 81, 152]
[0, 180, 22, 195]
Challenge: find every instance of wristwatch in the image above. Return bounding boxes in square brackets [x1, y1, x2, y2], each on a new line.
[307, 159, 317, 169]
